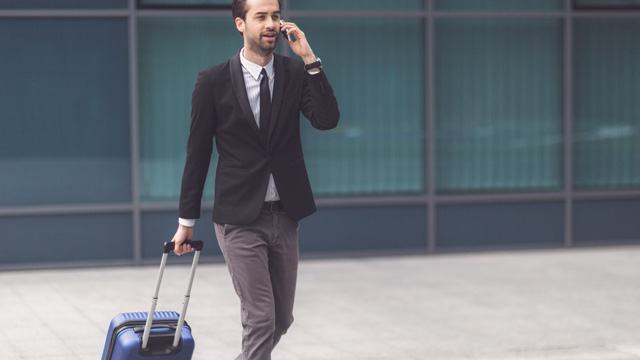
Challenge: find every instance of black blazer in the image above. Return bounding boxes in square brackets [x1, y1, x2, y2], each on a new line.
[178, 52, 340, 225]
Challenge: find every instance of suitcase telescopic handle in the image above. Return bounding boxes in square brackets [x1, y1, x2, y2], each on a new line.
[163, 240, 204, 253]
[142, 240, 204, 350]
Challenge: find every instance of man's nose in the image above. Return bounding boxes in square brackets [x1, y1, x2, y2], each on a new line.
[265, 18, 276, 28]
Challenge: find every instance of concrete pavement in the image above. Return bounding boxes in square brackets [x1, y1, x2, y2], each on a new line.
[2, 246, 640, 359]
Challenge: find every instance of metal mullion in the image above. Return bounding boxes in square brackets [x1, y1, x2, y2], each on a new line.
[140, 201, 213, 213]
[436, 192, 566, 205]
[0, 204, 134, 217]
[426, 0, 436, 254]
[572, 10, 640, 18]
[433, 11, 565, 19]
[140, 254, 224, 266]
[564, 0, 574, 248]
[316, 196, 430, 208]
[280, 0, 290, 57]
[0, 9, 129, 18]
[129, 0, 142, 265]
[135, 9, 230, 17]
[573, 190, 640, 201]
[285, 10, 428, 19]
[0, 258, 136, 272]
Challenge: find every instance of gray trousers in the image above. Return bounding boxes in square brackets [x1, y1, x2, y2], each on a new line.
[214, 208, 299, 360]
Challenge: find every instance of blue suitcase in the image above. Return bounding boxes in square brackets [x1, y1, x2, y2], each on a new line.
[101, 240, 203, 360]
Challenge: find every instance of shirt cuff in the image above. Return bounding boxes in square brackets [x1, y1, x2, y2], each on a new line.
[178, 218, 196, 227]
[307, 70, 321, 75]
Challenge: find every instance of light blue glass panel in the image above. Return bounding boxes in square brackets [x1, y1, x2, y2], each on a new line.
[295, 18, 425, 196]
[435, 0, 562, 11]
[0, 0, 126, 9]
[290, 0, 423, 11]
[573, 19, 640, 189]
[0, 19, 130, 206]
[138, 18, 240, 202]
[435, 18, 563, 193]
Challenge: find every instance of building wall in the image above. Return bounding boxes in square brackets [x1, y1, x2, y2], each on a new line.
[1, 0, 639, 269]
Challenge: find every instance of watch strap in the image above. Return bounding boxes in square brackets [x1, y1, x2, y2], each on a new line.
[304, 57, 322, 71]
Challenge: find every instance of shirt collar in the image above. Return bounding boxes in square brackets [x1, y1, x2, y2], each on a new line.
[240, 47, 275, 81]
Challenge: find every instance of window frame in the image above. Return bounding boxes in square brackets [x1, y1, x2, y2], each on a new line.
[136, 0, 232, 10]
[572, 0, 640, 10]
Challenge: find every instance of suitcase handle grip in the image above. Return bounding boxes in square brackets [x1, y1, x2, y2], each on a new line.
[163, 240, 204, 254]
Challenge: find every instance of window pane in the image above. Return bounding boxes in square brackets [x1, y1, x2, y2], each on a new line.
[435, 19, 564, 193]
[573, 19, 640, 189]
[0, 214, 132, 265]
[574, 200, 640, 244]
[0, 0, 126, 9]
[300, 206, 428, 254]
[295, 18, 425, 196]
[437, 202, 564, 249]
[0, 19, 131, 206]
[289, 0, 423, 11]
[138, 18, 240, 202]
[435, 0, 562, 11]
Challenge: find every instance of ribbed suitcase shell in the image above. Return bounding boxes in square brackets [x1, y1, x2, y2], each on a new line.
[101, 311, 195, 360]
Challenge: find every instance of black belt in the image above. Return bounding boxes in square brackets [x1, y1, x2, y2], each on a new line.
[262, 201, 284, 212]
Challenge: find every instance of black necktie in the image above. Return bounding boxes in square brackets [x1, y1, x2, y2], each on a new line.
[259, 68, 271, 142]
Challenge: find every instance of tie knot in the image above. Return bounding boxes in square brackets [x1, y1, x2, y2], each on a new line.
[260, 68, 268, 79]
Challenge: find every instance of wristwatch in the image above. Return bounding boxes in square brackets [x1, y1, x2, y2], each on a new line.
[304, 57, 322, 71]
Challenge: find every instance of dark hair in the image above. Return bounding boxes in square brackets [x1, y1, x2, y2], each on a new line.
[232, 0, 282, 21]
[231, 0, 249, 21]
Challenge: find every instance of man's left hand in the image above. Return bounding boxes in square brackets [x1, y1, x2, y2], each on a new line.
[280, 21, 318, 67]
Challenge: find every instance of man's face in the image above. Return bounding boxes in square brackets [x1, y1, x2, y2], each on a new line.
[239, 0, 281, 56]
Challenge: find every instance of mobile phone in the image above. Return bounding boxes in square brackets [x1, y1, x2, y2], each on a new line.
[280, 20, 290, 41]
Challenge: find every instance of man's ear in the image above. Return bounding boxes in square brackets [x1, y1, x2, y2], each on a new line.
[235, 17, 245, 35]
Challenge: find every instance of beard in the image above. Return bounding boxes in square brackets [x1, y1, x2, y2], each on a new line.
[246, 32, 278, 57]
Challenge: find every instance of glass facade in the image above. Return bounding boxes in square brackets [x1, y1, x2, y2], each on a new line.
[295, 18, 425, 196]
[573, 19, 640, 189]
[0, 19, 131, 207]
[138, 17, 237, 202]
[435, 18, 563, 193]
[1, 2, 639, 268]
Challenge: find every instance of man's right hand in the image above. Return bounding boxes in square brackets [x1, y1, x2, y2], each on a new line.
[172, 224, 194, 256]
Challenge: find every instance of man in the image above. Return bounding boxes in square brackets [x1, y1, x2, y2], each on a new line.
[170, 0, 340, 358]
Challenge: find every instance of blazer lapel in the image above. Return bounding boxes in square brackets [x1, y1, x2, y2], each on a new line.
[230, 52, 262, 139]
[268, 54, 285, 140]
